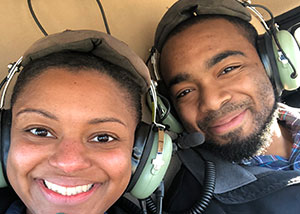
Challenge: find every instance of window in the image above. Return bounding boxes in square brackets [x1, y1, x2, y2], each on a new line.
[269, 6, 300, 107]
[272, 6, 300, 31]
[268, 6, 300, 45]
[293, 24, 300, 46]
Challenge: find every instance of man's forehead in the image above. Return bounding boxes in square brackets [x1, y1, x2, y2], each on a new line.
[154, 0, 251, 53]
[161, 18, 250, 58]
[164, 17, 242, 45]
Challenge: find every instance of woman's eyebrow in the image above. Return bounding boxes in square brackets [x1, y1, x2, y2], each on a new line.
[16, 108, 58, 120]
[88, 117, 126, 127]
[16, 109, 127, 126]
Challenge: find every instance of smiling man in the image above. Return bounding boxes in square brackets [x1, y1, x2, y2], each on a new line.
[161, 17, 279, 163]
[153, 0, 300, 213]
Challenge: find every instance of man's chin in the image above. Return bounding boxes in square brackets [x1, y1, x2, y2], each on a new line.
[200, 136, 262, 163]
[200, 109, 278, 163]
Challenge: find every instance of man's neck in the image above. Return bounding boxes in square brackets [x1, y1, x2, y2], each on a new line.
[264, 122, 294, 158]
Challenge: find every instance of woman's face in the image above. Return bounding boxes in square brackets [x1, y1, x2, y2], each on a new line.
[7, 68, 138, 214]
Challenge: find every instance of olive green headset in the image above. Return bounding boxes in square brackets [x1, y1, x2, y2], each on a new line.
[151, 0, 300, 96]
[247, 1, 300, 95]
[0, 30, 173, 200]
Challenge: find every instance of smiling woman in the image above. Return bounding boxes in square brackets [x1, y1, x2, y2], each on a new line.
[8, 55, 140, 214]
[0, 30, 153, 214]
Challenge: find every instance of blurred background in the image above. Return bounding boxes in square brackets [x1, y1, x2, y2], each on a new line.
[0, 0, 299, 79]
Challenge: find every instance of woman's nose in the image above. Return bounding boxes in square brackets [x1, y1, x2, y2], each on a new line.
[48, 138, 92, 173]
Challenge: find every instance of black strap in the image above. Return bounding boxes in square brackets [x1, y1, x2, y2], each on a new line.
[178, 148, 300, 204]
[177, 148, 206, 185]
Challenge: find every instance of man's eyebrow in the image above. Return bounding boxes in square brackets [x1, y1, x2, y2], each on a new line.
[168, 73, 191, 89]
[88, 117, 126, 126]
[16, 108, 58, 120]
[206, 50, 245, 69]
[167, 50, 245, 89]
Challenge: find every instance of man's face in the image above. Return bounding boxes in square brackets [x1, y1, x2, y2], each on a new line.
[160, 18, 277, 162]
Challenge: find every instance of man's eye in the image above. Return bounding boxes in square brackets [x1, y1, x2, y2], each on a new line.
[90, 134, 115, 143]
[219, 65, 241, 76]
[176, 88, 193, 99]
[27, 128, 54, 137]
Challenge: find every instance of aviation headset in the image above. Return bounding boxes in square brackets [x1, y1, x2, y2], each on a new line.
[0, 29, 173, 200]
[150, 0, 300, 97]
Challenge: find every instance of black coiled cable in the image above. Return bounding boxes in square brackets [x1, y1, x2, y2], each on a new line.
[146, 159, 216, 214]
[184, 160, 216, 214]
[145, 197, 157, 214]
[142, 181, 164, 214]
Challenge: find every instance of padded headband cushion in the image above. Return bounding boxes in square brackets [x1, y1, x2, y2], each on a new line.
[21, 30, 151, 93]
[155, 0, 252, 52]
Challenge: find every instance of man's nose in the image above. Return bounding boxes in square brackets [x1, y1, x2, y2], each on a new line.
[198, 82, 232, 113]
[48, 138, 92, 173]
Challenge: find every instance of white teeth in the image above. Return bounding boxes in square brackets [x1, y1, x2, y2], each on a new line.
[44, 180, 93, 196]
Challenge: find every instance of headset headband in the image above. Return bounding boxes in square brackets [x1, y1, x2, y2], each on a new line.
[154, 0, 251, 53]
[21, 29, 151, 93]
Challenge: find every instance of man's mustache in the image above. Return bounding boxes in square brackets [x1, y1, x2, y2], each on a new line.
[197, 99, 253, 132]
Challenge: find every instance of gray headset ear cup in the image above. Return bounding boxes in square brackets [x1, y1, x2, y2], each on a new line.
[127, 122, 154, 192]
[127, 121, 173, 199]
[155, 80, 183, 133]
[256, 33, 283, 94]
[272, 30, 300, 91]
[0, 109, 11, 187]
[156, 95, 183, 134]
[257, 30, 300, 94]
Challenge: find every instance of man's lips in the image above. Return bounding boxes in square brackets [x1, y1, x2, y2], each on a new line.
[208, 110, 247, 134]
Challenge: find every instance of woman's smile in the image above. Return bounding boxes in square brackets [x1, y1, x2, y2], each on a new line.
[38, 179, 100, 205]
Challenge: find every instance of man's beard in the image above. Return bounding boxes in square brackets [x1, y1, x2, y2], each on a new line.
[198, 97, 278, 163]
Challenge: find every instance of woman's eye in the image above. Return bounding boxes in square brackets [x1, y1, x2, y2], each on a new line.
[219, 65, 241, 76]
[176, 88, 193, 99]
[90, 134, 115, 143]
[27, 128, 54, 138]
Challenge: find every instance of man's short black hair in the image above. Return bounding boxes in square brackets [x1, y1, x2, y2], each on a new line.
[163, 14, 258, 50]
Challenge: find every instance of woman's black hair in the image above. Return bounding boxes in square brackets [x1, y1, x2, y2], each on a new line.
[11, 51, 143, 122]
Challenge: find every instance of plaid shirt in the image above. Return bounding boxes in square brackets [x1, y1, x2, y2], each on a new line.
[242, 103, 300, 170]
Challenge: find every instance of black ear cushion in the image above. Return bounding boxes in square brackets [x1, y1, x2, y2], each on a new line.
[0, 109, 11, 184]
[126, 122, 155, 192]
[256, 33, 282, 92]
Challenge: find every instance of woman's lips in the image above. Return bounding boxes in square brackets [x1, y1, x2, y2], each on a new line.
[209, 110, 247, 135]
[38, 179, 100, 205]
[44, 180, 94, 196]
